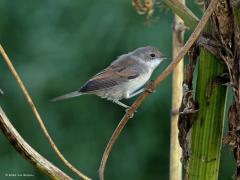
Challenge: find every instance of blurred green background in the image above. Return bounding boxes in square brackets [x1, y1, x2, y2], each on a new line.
[0, 0, 235, 179]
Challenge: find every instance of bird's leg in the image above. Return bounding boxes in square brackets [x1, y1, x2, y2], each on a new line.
[128, 88, 145, 98]
[113, 100, 129, 108]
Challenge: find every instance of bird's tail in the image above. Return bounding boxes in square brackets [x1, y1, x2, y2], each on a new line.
[51, 91, 82, 102]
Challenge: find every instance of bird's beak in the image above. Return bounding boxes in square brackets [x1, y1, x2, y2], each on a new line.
[159, 52, 167, 60]
[160, 56, 168, 61]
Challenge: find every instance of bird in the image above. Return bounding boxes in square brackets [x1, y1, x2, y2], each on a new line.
[51, 46, 166, 108]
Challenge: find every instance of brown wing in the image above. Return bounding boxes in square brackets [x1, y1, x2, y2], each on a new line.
[79, 58, 141, 93]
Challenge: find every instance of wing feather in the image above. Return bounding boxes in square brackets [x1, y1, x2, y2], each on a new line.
[79, 57, 144, 93]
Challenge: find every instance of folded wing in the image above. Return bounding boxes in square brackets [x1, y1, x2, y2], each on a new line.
[79, 57, 142, 93]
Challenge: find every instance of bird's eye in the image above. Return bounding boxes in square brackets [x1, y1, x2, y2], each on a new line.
[150, 53, 156, 58]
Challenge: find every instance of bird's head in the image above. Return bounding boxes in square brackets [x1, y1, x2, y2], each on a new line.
[132, 46, 167, 70]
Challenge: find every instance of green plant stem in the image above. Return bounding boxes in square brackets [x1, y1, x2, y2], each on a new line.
[164, 0, 199, 29]
[188, 48, 227, 179]
[232, 1, 240, 25]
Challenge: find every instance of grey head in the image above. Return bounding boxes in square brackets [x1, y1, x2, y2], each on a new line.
[131, 46, 166, 62]
[130, 46, 167, 70]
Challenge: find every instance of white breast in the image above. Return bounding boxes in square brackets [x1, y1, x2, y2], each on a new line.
[124, 59, 162, 98]
[147, 58, 162, 70]
[125, 71, 151, 96]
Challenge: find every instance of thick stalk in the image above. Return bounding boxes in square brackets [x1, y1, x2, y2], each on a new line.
[170, 13, 184, 180]
[188, 48, 227, 179]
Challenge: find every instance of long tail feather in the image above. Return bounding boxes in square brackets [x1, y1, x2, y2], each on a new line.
[51, 91, 82, 102]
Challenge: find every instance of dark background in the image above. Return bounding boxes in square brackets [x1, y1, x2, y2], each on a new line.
[0, 0, 235, 179]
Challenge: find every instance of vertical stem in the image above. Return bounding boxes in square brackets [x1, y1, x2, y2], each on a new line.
[231, 1, 240, 177]
[170, 10, 185, 180]
[188, 48, 227, 179]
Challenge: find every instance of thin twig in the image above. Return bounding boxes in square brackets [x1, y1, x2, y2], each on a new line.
[0, 45, 91, 180]
[0, 106, 72, 179]
[99, 0, 219, 179]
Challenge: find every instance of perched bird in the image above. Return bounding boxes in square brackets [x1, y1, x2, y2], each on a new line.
[51, 46, 166, 108]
